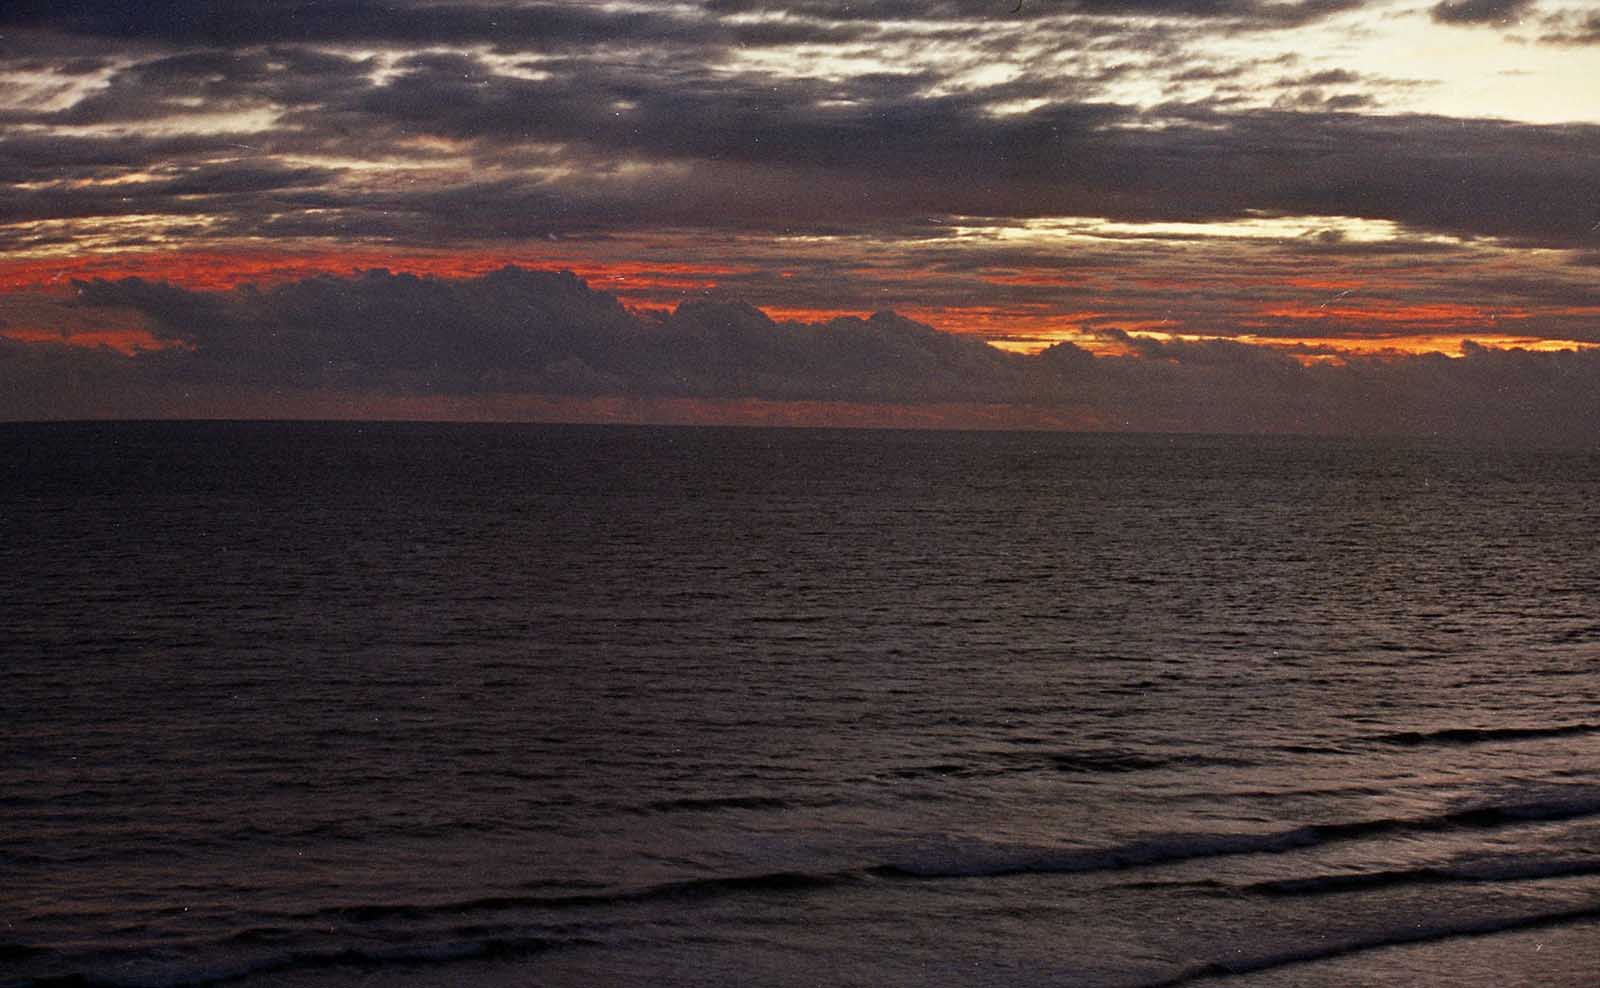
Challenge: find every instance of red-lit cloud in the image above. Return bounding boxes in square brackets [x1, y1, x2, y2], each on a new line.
[4, 1, 1600, 433]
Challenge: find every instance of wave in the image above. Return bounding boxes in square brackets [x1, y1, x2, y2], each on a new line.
[876, 788, 1600, 880]
[20, 789, 1600, 988]
[6, 931, 587, 988]
[870, 831, 1320, 880]
[244, 787, 1600, 929]
[887, 749, 1257, 782]
[294, 869, 859, 925]
[641, 794, 793, 813]
[1245, 856, 1600, 897]
[1035, 750, 1180, 774]
[7, 873, 854, 988]
[1141, 900, 1600, 988]
[24, 861, 1600, 988]
[1366, 723, 1600, 748]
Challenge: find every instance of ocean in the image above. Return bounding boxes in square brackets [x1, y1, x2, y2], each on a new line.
[4, 421, 1600, 988]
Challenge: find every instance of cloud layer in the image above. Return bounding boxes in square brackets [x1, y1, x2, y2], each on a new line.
[3, 1, 1599, 432]
[6, 267, 1597, 442]
[5, 1, 1600, 250]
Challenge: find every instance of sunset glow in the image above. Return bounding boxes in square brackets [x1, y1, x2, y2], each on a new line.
[3, 0, 1598, 436]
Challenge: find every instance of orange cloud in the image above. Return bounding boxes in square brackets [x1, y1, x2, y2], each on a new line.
[1243, 333, 1599, 356]
[0, 249, 750, 304]
[978, 271, 1105, 288]
[755, 306, 881, 324]
[1281, 277, 1369, 291]
[1, 327, 188, 354]
[1255, 301, 1530, 326]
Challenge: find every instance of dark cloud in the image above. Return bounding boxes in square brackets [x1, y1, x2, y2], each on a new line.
[1277, 69, 1362, 85]
[4, 267, 1591, 442]
[293, 59, 1600, 246]
[1059, 0, 1366, 26]
[63, 268, 1026, 402]
[26, 48, 375, 127]
[0, 43, 1502, 245]
[1273, 88, 1373, 110]
[1, 162, 341, 225]
[0, 133, 247, 184]
[5, 0, 1591, 251]
[1, 0, 1593, 433]
[1169, 64, 1253, 82]
[10, 43, 1598, 253]
[1539, 10, 1600, 44]
[0, 0, 864, 49]
[704, 0, 1367, 29]
[1430, 0, 1537, 25]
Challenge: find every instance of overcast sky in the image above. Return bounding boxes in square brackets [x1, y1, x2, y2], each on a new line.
[4, 0, 1599, 435]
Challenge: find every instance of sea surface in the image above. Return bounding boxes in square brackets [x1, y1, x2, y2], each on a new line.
[4, 421, 1600, 988]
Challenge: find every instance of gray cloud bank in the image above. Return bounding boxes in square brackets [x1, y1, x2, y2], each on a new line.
[0, 0, 1368, 44]
[5, 4, 1600, 254]
[6, 267, 1597, 442]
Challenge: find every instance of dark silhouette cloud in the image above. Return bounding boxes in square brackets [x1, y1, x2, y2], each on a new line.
[6, 267, 1595, 442]
[62, 269, 1026, 402]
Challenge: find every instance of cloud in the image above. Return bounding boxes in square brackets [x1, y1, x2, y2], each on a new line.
[32, 48, 374, 126]
[1, 0, 1594, 417]
[5, 267, 1596, 442]
[310, 95, 1600, 246]
[1539, 10, 1600, 44]
[10, 37, 1598, 251]
[0, 0, 867, 49]
[1430, 0, 1537, 25]
[60, 268, 1031, 402]
[703, 0, 1369, 30]
[1, 162, 343, 234]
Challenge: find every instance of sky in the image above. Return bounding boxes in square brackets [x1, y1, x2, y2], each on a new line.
[3, 0, 1600, 437]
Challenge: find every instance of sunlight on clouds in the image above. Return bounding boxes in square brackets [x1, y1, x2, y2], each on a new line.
[13, 171, 172, 191]
[3, 0, 1596, 402]
[915, 58, 1022, 98]
[277, 154, 472, 175]
[717, 45, 907, 82]
[352, 49, 409, 87]
[368, 46, 558, 83]
[1235, 333, 1600, 357]
[991, 326, 1600, 358]
[1187, 0, 1600, 123]
[477, 52, 555, 81]
[1, 215, 224, 257]
[0, 326, 188, 354]
[1320, 4, 1600, 123]
[24, 109, 284, 139]
[983, 97, 1054, 117]
[0, 63, 126, 114]
[947, 214, 1463, 247]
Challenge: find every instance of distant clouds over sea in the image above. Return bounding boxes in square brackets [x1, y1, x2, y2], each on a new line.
[3, 0, 1600, 432]
[2, 266, 1597, 441]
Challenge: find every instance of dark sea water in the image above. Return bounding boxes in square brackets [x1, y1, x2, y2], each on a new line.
[5, 421, 1600, 988]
